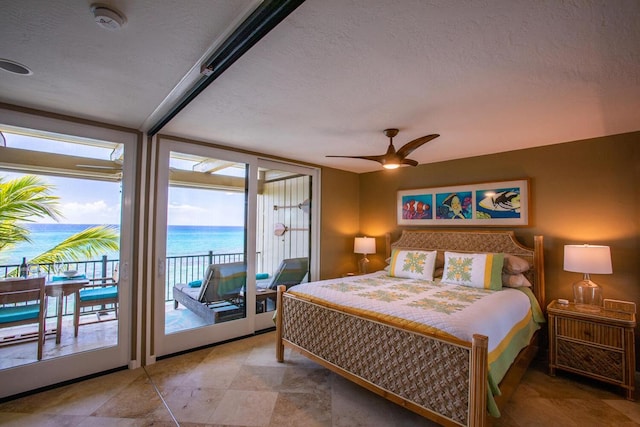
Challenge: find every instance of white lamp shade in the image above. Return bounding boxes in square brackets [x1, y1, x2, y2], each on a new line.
[354, 237, 376, 255]
[563, 244, 612, 274]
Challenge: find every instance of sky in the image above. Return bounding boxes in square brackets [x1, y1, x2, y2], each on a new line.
[2, 133, 245, 226]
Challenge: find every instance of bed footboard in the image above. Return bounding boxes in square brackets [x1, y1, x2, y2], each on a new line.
[276, 285, 488, 427]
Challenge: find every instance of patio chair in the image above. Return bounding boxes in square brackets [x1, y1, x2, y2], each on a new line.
[73, 275, 118, 337]
[263, 257, 309, 290]
[173, 262, 246, 323]
[0, 277, 47, 360]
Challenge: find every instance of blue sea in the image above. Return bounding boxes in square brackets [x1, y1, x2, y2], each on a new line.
[2, 223, 245, 265]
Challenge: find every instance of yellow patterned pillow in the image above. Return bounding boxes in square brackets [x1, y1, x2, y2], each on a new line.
[388, 249, 437, 280]
[442, 252, 504, 290]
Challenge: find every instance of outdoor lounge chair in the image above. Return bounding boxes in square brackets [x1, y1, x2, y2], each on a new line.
[173, 262, 246, 323]
[253, 257, 309, 313]
[261, 257, 309, 290]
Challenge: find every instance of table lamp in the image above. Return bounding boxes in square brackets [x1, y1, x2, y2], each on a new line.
[354, 237, 376, 274]
[563, 244, 612, 311]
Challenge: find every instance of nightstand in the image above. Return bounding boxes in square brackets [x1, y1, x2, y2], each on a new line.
[548, 299, 636, 400]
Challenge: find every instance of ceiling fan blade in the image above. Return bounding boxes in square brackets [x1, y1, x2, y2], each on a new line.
[326, 154, 386, 164]
[401, 158, 419, 167]
[327, 131, 439, 169]
[396, 134, 439, 158]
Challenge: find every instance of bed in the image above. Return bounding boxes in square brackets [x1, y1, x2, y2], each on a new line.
[275, 229, 545, 427]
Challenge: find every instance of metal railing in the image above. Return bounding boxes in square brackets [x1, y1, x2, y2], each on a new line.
[1, 251, 247, 317]
[0, 255, 119, 283]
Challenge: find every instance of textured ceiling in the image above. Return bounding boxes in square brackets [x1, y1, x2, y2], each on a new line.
[1, 0, 639, 173]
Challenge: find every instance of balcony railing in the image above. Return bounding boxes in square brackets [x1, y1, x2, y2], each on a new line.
[1, 251, 247, 317]
[1, 256, 119, 284]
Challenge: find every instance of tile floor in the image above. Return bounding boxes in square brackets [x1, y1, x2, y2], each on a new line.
[0, 302, 211, 370]
[0, 331, 638, 426]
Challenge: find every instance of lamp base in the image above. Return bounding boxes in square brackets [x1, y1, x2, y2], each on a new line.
[573, 279, 603, 312]
[358, 256, 370, 275]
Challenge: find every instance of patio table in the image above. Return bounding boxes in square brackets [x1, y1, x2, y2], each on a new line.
[45, 278, 89, 344]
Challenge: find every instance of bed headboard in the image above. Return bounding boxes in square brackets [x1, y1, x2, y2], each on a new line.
[388, 229, 545, 309]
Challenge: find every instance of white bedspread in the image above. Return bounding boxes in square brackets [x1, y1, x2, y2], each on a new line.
[288, 271, 541, 380]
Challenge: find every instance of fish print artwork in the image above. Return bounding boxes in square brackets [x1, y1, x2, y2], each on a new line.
[436, 192, 472, 220]
[397, 179, 528, 225]
[401, 194, 433, 220]
[475, 187, 522, 219]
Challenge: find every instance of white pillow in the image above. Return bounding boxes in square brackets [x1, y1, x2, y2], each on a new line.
[388, 249, 437, 280]
[441, 252, 504, 290]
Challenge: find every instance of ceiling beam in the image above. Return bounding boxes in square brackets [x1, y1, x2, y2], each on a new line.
[0, 146, 122, 182]
[169, 169, 245, 192]
[193, 159, 237, 174]
[147, 0, 306, 137]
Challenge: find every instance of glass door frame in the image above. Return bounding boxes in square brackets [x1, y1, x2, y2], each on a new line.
[151, 136, 257, 358]
[0, 105, 136, 398]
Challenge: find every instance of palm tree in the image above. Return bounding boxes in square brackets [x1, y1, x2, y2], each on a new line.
[0, 175, 61, 253]
[0, 175, 119, 275]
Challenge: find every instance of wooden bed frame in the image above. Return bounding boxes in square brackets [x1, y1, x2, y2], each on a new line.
[275, 230, 545, 427]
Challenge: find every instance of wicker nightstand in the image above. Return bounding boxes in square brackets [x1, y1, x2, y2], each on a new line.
[548, 299, 636, 400]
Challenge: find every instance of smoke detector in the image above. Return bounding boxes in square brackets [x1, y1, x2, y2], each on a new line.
[91, 4, 126, 30]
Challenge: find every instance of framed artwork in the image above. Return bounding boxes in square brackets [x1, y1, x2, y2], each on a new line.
[397, 179, 529, 226]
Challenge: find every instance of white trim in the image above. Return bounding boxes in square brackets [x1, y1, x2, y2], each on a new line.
[0, 105, 136, 398]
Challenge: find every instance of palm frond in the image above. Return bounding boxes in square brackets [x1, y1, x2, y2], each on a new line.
[0, 221, 30, 252]
[0, 175, 61, 223]
[29, 225, 120, 266]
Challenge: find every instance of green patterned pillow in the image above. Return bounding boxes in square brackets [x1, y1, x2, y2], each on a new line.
[441, 252, 504, 290]
[388, 249, 437, 280]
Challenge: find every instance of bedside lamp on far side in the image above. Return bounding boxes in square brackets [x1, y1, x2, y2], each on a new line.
[563, 244, 612, 312]
[354, 237, 376, 274]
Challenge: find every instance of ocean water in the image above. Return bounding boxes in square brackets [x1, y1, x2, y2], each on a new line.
[1, 223, 245, 265]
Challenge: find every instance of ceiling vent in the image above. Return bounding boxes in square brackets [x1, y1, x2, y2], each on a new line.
[0, 59, 33, 76]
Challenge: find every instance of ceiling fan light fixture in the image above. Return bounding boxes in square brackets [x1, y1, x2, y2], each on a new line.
[381, 150, 401, 169]
[326, 129, 439, 170]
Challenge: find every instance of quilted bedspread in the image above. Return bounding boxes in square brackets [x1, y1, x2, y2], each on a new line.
[287, 271, 545, 414]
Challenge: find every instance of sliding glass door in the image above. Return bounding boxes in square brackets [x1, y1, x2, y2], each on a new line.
[153, 138, 256, 357]
[0, 107, 135, 398]
[254, 159, 313, 330]
[152, 139, 320, 356]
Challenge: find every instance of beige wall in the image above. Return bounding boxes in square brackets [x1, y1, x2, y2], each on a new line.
[353, 130, 640, 360]
[321, 131, 639, 360]
[318, 167, 361, 279]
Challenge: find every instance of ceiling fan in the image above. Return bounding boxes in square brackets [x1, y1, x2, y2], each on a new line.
[326, 129, 440, 169]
